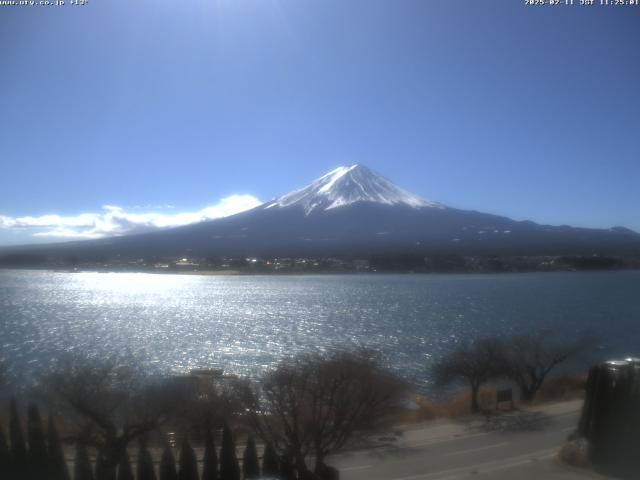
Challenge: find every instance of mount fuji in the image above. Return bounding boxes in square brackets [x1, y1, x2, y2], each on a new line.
[3, 165, 640, 261]
[264, 165, 441, 214]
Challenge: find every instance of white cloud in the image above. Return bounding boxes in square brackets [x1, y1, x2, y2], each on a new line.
[0, 194, 262, 240]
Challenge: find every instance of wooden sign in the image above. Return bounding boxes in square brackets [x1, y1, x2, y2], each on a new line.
[496, 388, 514, 409]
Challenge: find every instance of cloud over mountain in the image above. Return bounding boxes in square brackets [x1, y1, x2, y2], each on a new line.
[0, 194, 262, 240]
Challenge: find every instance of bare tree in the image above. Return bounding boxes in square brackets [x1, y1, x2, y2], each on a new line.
[432, 338, 502, 414]
[238, 351, 405, 478]
[496, 332, 594, 402]
[168, 374, 239, 439]
[44, 360, 184, 473]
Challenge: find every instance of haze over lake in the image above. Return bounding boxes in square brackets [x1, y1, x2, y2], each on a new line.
[1, 269, 638, 391]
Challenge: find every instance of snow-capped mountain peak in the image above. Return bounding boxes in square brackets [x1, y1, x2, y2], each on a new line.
[265, 165, 442, 215]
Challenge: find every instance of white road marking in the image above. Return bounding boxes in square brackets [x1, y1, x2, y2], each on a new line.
[408, 431, 491, 448]
[390, 473, 433, 480]
[340, 464, 373, 471]
[443, 441, 508, 457]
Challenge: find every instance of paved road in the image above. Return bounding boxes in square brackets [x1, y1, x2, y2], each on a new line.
[329, 400, 605, 480]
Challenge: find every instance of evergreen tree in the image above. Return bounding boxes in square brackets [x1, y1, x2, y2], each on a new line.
[178, 437, 199, 480]
[202, 429, 218, 480]
[0, 422, 10, 479]
[137, 439, 157, 480]
[241, 436, 260, 480]
[219, 424, 240, 480]
[117, 450, 134, 480]
[261, 443, 279, 478]
[9, 398, 27, 477]
[96, 449, 116, 480]
[48, 415, 71, 480]
[74, 443, 94, 480]
[159, 445, 178, 480]
[27, 404, 48, 476]
[279, 455, 296, 480]
[95, 450, 105, 480]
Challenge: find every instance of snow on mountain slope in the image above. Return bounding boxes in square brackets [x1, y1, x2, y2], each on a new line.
[264, 165, 443, 215]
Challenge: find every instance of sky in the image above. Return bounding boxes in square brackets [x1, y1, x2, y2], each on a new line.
[1, 0, 639, 245]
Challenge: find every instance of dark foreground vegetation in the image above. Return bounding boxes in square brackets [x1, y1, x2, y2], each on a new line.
[0, 332, 596, 480]
[432, 331, 595, 414]
[0, 351, 406, 480]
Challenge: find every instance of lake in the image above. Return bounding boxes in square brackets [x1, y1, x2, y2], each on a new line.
[1, 269, 639, 391]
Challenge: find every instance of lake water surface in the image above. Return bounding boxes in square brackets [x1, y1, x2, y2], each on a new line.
[1, 269, 639, 390]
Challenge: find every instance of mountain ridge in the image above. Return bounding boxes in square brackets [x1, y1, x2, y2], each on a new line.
[1, 165, 639, 262]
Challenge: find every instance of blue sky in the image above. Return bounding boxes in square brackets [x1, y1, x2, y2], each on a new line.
[1, 0, 639, 245]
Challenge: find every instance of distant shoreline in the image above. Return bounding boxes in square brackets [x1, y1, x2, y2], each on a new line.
[1, 264, 639, 277]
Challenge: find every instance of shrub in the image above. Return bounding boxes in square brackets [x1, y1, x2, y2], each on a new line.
[137, 439, 157, 480]
[242, 436, 260, 479]
[159, 445, 178, 480]
[220, 424, 240, 480]
[178, 438, 199, 480]
[74, 443, 94, 480]
[48, 415, 71, 480]
[117, 451, 134, 480]
[9, 399, 27, 476]
[558, 439, 590, 468]
[202, 429, 219, 480]
[261, 442, 279, 477]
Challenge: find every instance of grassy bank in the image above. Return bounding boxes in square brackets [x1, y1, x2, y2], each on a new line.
[391, 372, 588, 425]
